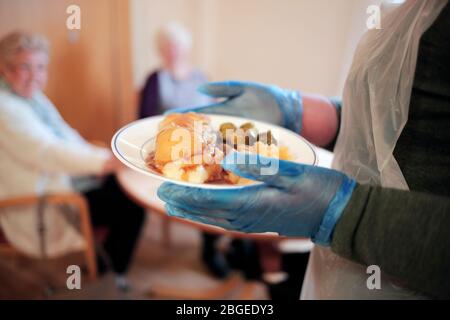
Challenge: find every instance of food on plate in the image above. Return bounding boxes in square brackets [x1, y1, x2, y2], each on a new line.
[145, 113, 294, 185]
[147, 112, 224, 183]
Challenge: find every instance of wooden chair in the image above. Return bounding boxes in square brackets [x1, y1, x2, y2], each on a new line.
[0, 193, 98, 281]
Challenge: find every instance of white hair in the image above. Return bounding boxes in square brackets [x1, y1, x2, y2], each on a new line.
[156, 22, 192, 51]
[0, 31, 49, 67]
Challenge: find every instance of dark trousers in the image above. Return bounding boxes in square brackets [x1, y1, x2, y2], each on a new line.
[83, 175, 145, 274]
[201, 232, 220, 259]
[267, 252, 309, 300]
[202, 232, 262, 280]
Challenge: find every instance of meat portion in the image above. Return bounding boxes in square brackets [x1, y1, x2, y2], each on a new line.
[147, 113, 226, 184]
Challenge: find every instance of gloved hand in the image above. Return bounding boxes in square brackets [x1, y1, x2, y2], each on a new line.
[157, 152, 356, 246]
[167, 81, 303, 134]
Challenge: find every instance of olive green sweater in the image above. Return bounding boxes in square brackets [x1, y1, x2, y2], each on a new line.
[330, 3, 450, 298]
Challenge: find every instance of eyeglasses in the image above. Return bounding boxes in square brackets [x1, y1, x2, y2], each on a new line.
[8, 62, 47, 73]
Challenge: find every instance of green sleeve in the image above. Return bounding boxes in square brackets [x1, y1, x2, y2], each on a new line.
[331, 184, 450, 298]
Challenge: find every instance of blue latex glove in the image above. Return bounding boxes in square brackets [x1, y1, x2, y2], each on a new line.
[167, 81, 303, 134]
[157, 152, 356, 246]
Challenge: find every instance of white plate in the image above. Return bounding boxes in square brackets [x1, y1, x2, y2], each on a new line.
[111, 114, 318, 189]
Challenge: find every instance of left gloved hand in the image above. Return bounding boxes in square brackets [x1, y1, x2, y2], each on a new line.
[157, 152, 356, 246]
[166, 81, 303, 134]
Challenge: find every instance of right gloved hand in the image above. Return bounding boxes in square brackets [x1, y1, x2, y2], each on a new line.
[158, 152, 356, 246]
[167, 81, 304, 134]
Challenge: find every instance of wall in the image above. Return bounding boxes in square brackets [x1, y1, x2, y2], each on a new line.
[130, 0, 373, 97]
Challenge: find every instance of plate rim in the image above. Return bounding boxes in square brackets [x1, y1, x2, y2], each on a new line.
[111, 114, 318, 189]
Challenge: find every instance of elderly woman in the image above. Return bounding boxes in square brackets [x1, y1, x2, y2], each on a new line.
[139, 22, 212, 117]
[0, 32, 145, 287]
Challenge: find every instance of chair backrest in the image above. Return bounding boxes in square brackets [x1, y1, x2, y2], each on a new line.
[0, 193, 97, 281]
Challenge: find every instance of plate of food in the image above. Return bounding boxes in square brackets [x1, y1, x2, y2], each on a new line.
[111, 112, 317, 189]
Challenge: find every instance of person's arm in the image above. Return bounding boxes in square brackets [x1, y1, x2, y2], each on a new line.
[138, 71, 160, 119]
[33, 92, 89, 144]
[0, 100, 109, 175]
[301, 94, 339, 148]
[156, 148, 450, 297]
[332, 184, 450, 298]
[168, 81, 341, 146]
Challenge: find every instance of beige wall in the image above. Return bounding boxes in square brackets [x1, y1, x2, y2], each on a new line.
[131, 0, 374, 97]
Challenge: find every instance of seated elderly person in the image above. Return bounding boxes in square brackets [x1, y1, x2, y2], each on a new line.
[0, 31, 145, 288]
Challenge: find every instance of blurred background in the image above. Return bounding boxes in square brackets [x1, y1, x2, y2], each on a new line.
[0, 0, 380, 144]
[0, 0, 384, 300]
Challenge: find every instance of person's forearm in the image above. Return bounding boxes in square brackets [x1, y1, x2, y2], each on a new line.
[331, 184, 450, 298]
[301, 94, 339, 147]
[0, 107, 109, 176]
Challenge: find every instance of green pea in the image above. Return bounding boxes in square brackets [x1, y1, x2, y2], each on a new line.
[220, 122, 236, 136]
[220, 122, 237, 132]
[219, 122, 236, 143]
[244, 128, 258, 146]
[257, 130, 277, 145]
[239, 122, 255, 132]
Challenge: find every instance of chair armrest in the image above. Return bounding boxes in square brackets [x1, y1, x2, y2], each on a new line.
[0, 193, 86, 211]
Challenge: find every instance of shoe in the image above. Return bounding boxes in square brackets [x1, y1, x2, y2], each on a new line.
[115, 274, 131, 293]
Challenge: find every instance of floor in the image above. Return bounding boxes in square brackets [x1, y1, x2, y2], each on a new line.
[0, 211, 269, 300]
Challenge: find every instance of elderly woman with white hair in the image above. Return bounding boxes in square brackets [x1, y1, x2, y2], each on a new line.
[0, 31, 145, 288]
[139, 22, 211, 116]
